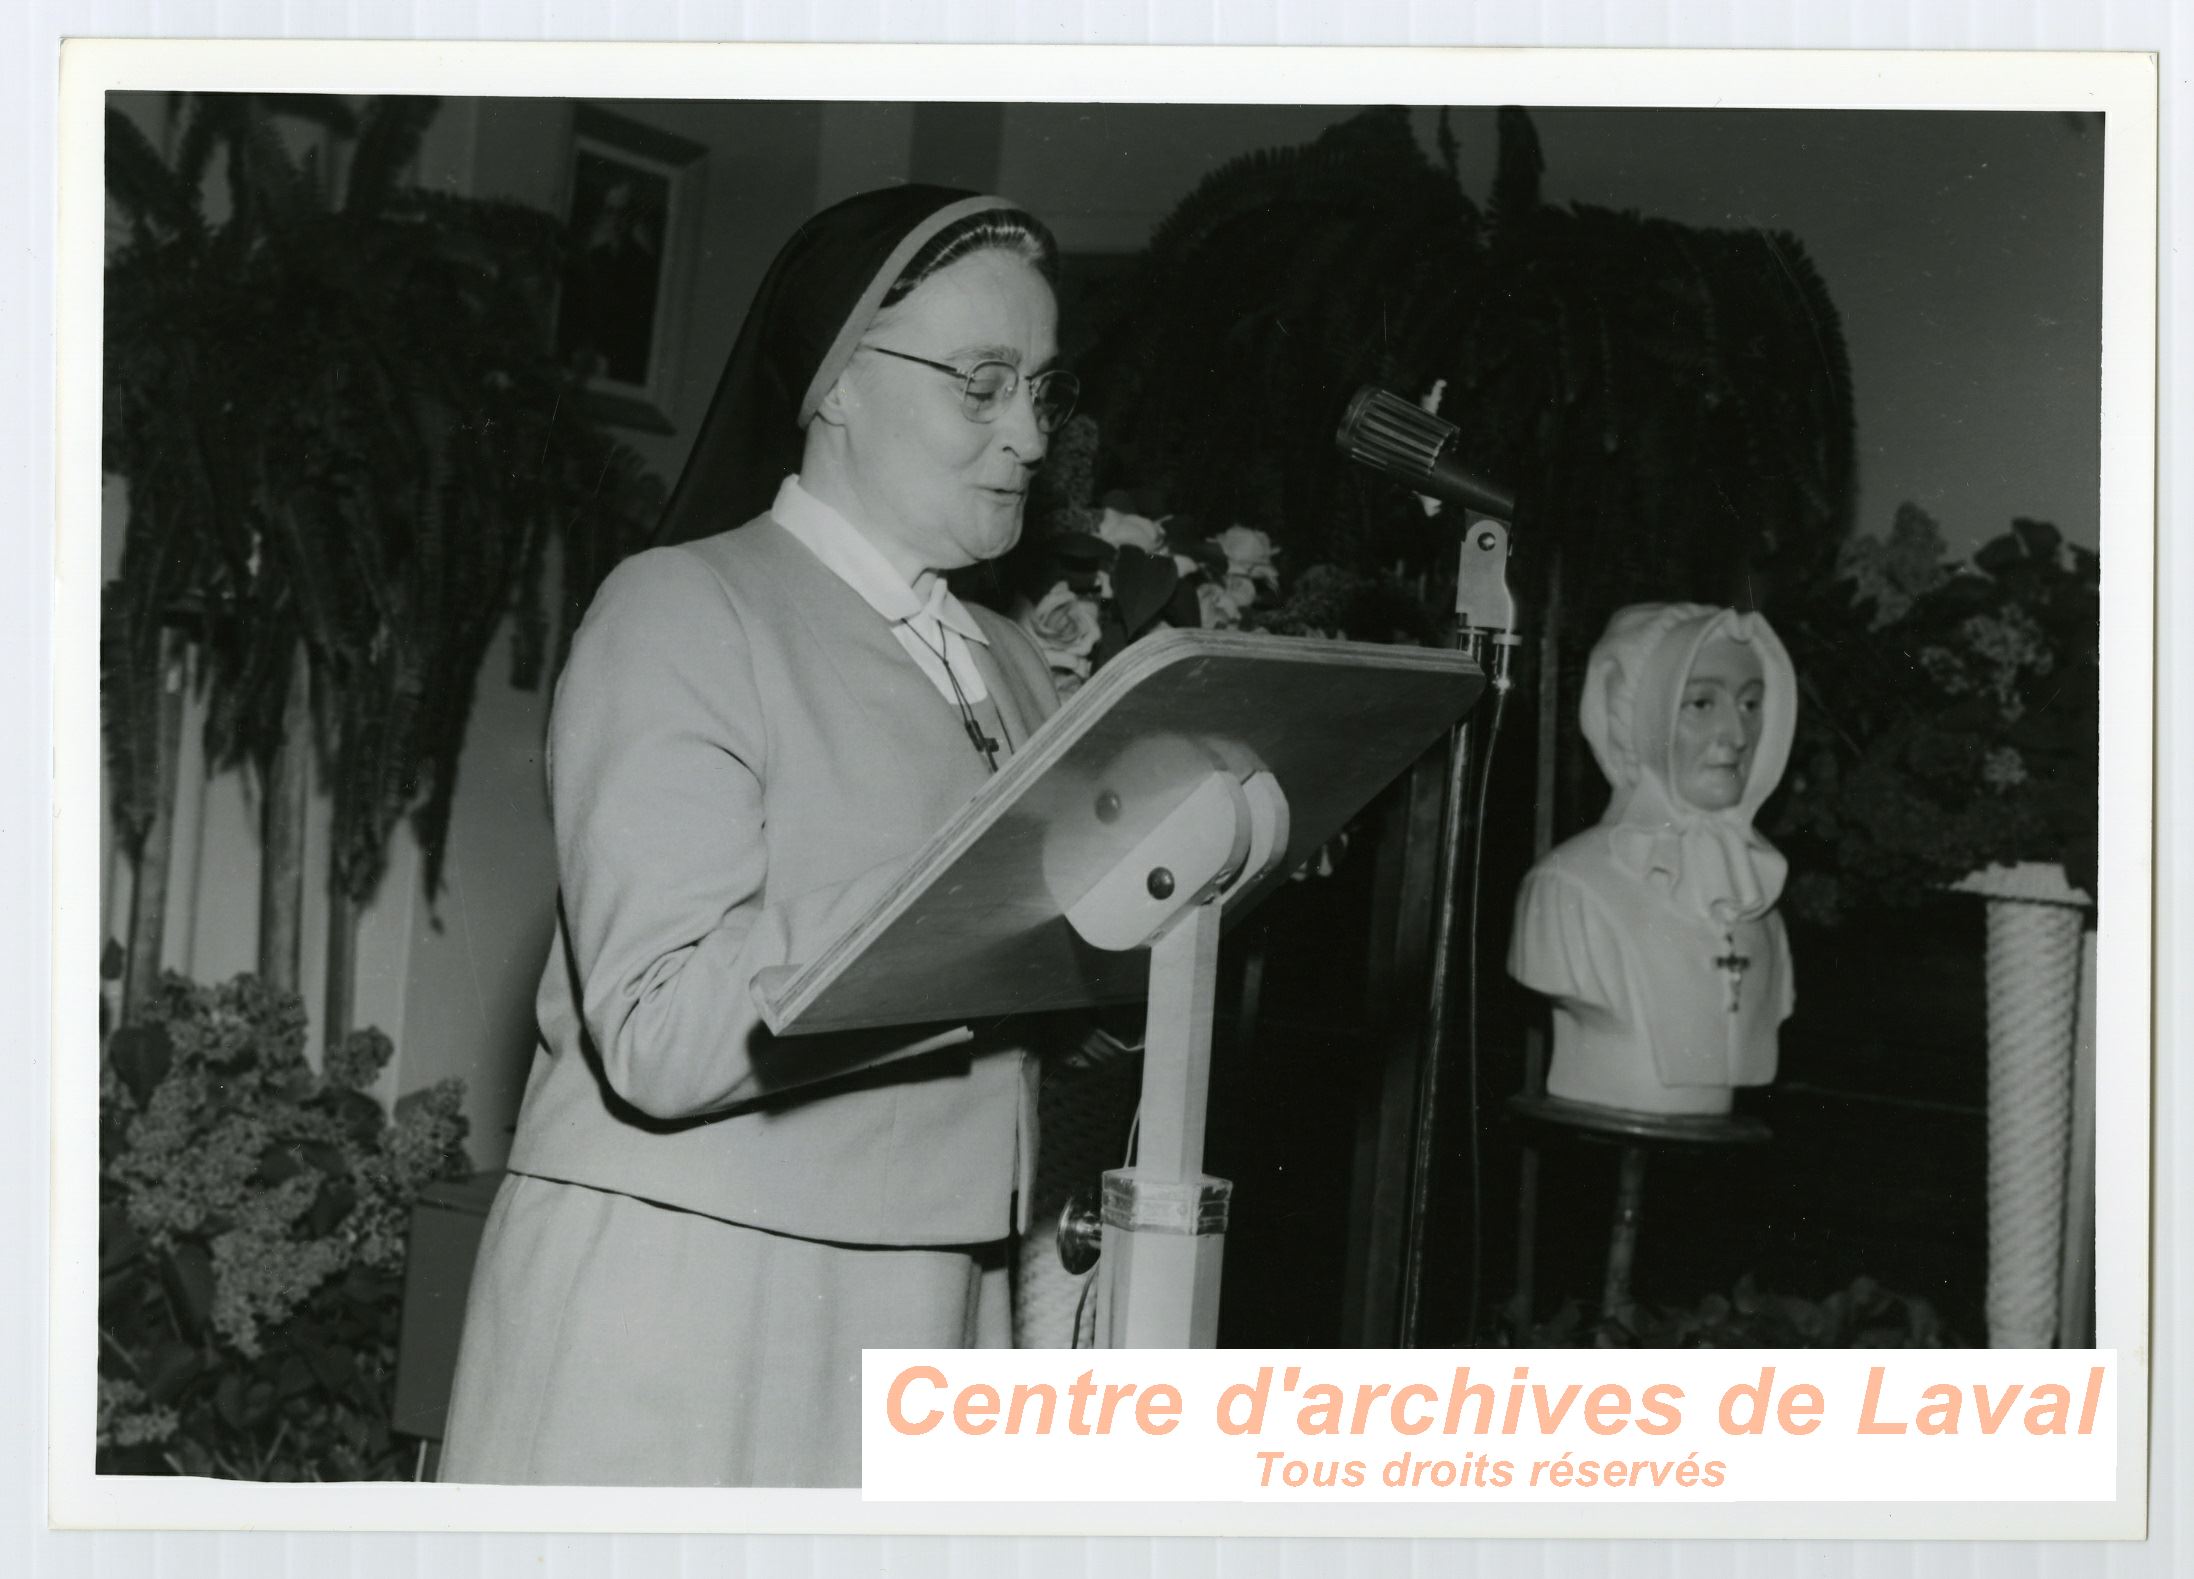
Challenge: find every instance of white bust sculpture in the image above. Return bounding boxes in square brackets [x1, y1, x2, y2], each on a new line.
[1508, 603, 1798, 1117]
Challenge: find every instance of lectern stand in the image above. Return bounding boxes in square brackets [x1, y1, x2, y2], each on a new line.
[757, 628, 1484, 1346]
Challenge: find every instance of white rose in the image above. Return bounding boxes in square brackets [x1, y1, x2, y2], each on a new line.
[1217, 525, 1281, 608]
[1096, 506, 1168, 556]
[1196, 581, 1244, 630]
[1018, 582, 1103, 680]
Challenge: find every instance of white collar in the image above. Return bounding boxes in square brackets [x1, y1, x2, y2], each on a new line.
[770, 476, 990, 646]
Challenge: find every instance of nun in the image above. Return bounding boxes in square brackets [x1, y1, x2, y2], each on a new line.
[438, 187, 1077, 1487]
[1508, 603, 1799, 1118]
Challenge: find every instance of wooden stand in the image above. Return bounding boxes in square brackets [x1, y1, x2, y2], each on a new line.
[1508, 1092, 1771, 1325]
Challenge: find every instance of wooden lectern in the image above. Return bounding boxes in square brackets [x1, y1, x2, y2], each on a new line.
[757, 628, 1483, 1346]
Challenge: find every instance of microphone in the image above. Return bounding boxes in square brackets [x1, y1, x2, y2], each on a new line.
[1334, 386, 1516, 520]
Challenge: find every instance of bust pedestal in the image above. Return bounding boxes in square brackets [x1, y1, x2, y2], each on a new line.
[1508, 1092, 1771, 1328]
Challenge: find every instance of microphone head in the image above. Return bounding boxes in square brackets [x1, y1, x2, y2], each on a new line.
[1335, 384, 1516, 519]
[1336, 385, 1455, 485]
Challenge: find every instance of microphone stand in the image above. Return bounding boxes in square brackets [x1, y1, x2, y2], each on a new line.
[1397, 513, 1520, 1347]
[1329, 382, 1522, 1345]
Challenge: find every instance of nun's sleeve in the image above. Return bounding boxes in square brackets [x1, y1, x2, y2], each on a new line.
[1507, 860, 1631, 1023]
[543, 547, 947, 1121]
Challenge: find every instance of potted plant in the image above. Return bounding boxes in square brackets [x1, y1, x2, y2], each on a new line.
[102, 93, 659, 1035]
[1772, 506, 2101, 1346]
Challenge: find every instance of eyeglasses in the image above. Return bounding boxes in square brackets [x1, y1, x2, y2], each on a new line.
[859, 344, 1081, 435]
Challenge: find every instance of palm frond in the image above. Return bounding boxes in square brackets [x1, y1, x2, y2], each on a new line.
[104, 107, 198, 241]
[90, 88, 1186, 936]
[252, 94, 359, 136]
[1489, 105, 1544, 231]
[232, 104, 320, 230]
[172, 94, 236, 195]
[345, 96, 442, 217]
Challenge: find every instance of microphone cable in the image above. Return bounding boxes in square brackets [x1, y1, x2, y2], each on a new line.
[1461, 646, 1514, 1346]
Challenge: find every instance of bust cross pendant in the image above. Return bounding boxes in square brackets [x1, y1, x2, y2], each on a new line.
[1714, 931, 1752, 1014]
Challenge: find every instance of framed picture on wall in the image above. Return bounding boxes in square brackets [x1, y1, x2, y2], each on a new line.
[555, 104, 706, 434]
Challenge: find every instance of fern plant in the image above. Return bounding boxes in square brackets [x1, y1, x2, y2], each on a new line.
[1082, 108, 1856, 836]
[1090, 107, 1853, 611]
[103, 94, 659, 1027]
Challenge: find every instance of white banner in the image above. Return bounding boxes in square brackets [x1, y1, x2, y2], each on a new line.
[861, 1350, 2116, 1503]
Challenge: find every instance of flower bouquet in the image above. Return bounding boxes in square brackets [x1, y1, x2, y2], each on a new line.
[1007, 415, 1438, 694]
[1012, 493, 1284, 697]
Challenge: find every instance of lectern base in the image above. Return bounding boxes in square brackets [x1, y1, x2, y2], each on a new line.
[1096, 1169, 1232, 1347]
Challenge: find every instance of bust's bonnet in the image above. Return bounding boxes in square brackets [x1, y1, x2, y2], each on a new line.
[1579, 603, 1798, 923]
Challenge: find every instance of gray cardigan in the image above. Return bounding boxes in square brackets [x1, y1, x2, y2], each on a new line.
[504, 513, 1060, 1246]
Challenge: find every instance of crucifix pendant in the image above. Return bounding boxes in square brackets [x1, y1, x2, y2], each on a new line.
[1714, 930, 1752, 1014]
[963, 714, 1001, 772]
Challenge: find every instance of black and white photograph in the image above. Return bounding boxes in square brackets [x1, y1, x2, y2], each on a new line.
[55, 41, 2156, 1540]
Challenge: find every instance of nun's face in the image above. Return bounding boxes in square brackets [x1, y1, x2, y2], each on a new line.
[1671, 635, 1766, 811]
[833, 247, 1058, 576]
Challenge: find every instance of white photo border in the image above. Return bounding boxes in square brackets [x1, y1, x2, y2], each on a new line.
[49, 37, 2159, 1542]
